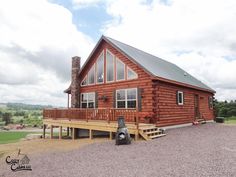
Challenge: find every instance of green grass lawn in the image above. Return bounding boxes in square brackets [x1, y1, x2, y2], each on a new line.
[0, 132, 34, 144]
[224, 116, 236, 124]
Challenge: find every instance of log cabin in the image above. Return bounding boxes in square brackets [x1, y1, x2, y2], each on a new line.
[43, 36, 215, 140]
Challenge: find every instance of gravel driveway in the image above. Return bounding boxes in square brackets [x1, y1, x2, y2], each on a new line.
[1, 123, 236, 177]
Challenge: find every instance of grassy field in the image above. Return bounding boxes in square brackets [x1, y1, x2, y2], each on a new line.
[0, 132, 34, 144]
[224, 116, 236, 124]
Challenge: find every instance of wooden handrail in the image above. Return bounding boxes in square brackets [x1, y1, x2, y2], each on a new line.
[43, 108, 137, 123]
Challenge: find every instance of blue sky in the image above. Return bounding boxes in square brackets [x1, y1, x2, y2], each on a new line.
[0, 0, 236, 106]
[51, 0, 112, 40]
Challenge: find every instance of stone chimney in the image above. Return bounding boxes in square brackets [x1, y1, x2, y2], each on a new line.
[71, 56, 81, 108]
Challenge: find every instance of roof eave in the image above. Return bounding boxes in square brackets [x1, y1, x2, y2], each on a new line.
[64, 85, 71, 94]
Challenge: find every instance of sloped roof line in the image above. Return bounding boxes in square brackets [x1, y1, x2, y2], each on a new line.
[103, 36, 215, 93]
[68, 35, 214, 93]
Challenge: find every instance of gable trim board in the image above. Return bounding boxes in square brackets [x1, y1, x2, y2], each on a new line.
[76, 36, 214, 94]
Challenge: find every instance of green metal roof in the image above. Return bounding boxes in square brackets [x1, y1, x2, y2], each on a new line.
[103, 36, 214, 93]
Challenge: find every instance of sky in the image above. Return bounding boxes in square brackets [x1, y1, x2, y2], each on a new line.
[0, 0, 236, 106]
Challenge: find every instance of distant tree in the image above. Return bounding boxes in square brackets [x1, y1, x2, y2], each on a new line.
[2, 112, 12, 125]
[14, 111, 26, 116]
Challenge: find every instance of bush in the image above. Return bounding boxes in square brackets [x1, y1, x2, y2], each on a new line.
[0, 121, 5, 126]
[215, 117, 225, 123]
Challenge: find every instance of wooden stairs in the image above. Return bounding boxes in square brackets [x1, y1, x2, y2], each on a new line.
[139, 125, 166, 140]
[193, 117, 206, 125]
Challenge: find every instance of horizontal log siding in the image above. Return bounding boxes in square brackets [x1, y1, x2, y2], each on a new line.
[155, 81, 214, 127]
[79, 41, 154, 123]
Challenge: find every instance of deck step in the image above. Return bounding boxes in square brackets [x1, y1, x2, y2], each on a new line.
[139, 126, 157, 130]
[139, 125, 166, 140]
[145, 130, 162, 135]
[195, 118, 206, 124]
[149, 134, 166, 139]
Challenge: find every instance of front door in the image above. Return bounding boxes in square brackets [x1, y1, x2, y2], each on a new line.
[194, 94, 199, 120]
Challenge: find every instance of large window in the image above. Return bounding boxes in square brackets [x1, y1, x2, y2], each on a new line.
[127, 67, 137, 80]
[116, 88, 137, 108]
[81, 92, 95, 108]
[96, 52, 104, 83]
[177, 91, 184, 105]
[106, 50, 114, 82]
[88, 65, 95, 85]
[116, 58, 125, 81]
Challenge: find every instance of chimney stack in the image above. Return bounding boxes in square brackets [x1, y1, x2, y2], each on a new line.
[71, 56, 81, 108]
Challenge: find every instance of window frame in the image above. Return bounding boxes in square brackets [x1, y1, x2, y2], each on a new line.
[116, 88, 137, 109]
[127, 66, 138, 80]
[177, 91, 184, 105]
[209, 96, 213, 109]
[80, 92, 95, 108]
[81, 76, 87, 87]
[96, 51, 104, 84]
[87, 65, 95, 85]
[116, 57, 125, 81]
[106, 50, 115, 83]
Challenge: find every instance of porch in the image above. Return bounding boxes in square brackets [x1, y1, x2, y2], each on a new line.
[43, 108, 165, 140]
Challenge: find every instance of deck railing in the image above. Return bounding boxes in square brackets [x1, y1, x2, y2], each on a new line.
[43, 108, 139, 125]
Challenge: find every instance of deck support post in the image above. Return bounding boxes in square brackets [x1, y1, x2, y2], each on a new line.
[50, 125, 53, 139]
[109, 132, 113, 140]
[43, 124, 46, 139]
[67, 127, 69, 137]
[72, 128, 75, 140]
[135, 132, 139, 141]
[89, 129, 93, 139]
[59, 126, 62, 139]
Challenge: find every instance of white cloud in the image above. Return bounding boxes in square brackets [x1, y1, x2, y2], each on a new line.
[72, 0, 108, 8]
[101, 0, 236, 101]
[0, 0, 95, 106]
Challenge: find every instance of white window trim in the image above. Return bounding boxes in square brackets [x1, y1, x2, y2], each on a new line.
[177, 91, 184, 105]
[96, 51, 104, 84]
[106, 50, 115, 83]
[127, 66, 138, 80]
[209, 96, 213, 109]
[116, 88, 137, 109]
[81, 75, 87, 87]
[81, 92, 95, 108]
[88, 65, 95, 85]
[116, 57, 125, 81]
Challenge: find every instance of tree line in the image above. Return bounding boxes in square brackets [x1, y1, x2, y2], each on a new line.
[214, 100, 236, 117]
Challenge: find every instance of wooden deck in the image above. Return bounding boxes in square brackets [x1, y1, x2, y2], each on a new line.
[43, 108, 165, 141]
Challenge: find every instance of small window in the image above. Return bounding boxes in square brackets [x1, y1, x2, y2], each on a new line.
[127, 67, 138, 80]
[81, 76, 87, 86]
[177, 91, 184, 105]
[106, 50, 114, 82]
[116, 90, 126, 108]
[209, 96, 213, 109]
[81, 92, 95, 108]
[116, 88, 137, 108]
[88, 65, 95, 85]
[116, 58, 125, 81]
[96, 52, 104, 83]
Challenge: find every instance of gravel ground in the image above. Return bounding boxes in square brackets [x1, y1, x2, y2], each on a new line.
[1, 123, 236, 177]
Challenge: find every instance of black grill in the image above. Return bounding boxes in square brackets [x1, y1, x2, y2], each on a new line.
[115, 116, 131, 145]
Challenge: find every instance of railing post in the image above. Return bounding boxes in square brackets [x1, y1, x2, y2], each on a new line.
[86, 109, 88, 122]
[136, 108, 139, 130]
[107, 109, 110, 124]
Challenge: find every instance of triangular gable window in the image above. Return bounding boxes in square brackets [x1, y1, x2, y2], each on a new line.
[96, 52, 104, 83]
[88, 65, 95, 85]
[127, 67, 137, 80]
[81, 76, 87, 86]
